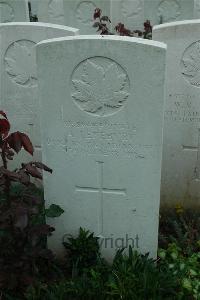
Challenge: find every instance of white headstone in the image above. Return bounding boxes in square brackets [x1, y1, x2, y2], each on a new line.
[194, 0, 200, 18]
[153, 20, 200, 208]
[37, 35, 166, 259]
[0, 23, 79, 167]
[79, 0, 196, 34]
[34, 0, 196, 34]
[37, 0, 65, 25]
[63, 0, 111, 34]
[111, 0, 145, 32]
[0, 0, 29, 22]
[146, 0, 195, 26]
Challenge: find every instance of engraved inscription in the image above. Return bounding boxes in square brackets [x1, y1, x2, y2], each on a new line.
[183, 129, 200, 181]
[157, 0, 181, 23]
[121, 0, 142, 18]
[47, 121, 153, 158]
[76, 161, 126, 234]
[181, 41, 200, 87]
[164, 94, 200, 123]
[76, 1, 96, 25]
[0, 2, 14, 22]
[4, 40, 37, 87]
[71, 57, 130, 116]
[48, 0, 64, 23]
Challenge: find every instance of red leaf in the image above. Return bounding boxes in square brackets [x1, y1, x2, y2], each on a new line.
[0, 111, 8, 119]
[144, 20, 152, 32]
[0, 119, 10, 138]
[34, 162, 53, 173]
[24, 164, 42, 179]
[7, 132, 22, 153]
[20, 133, 34, 156]
[93, 8, 101, 20]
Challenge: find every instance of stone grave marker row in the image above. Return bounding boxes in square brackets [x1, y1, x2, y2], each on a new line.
[33, 0, 197, 34]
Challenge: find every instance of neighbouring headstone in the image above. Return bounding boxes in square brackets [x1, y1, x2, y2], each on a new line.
[111, 0, 145, 32]
[63, 0, 111, 34]
[0, 23, 79, 168]
[146, 0, 195, 26]
[153, 20, 200, 209]
[0, 0, 29, 22]
[194, 0, 200, 18]
[34, 0, 196, 34]
[111, 0, 196, 33]
[37, 35, 166, 259]
[36, 0, 65, 25]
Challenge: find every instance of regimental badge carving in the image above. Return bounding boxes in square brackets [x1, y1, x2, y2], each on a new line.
[71, 57, 130, 116]
[157, 0, 181, 23]
[48, 0, 64, 23]
[0, 2, 14, 22]
[76, 1, 96, 25]
[181, 41, 200, 87]
[121, 0, 142, 18]
[4, 40, 37, 87]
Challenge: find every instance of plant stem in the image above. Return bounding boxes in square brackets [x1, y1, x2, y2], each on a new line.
[1, 143, 10, 203]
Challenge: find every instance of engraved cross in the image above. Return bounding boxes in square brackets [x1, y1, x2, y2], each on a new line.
[75, 161, 126, 234]
[183, 128, 200, 181]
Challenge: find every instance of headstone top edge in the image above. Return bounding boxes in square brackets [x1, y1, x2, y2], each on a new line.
[0, 22, 79, 33]
[36, 34, 167, 50]
[153, 19, 200, 32]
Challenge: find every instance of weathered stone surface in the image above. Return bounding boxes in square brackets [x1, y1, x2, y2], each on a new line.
[111, 0, 195, 32]
[37, 35, 166, 259]
[0, 0, 29, 22]
[63, 0, 111, 34]
[111, 0, 145, 31]
[194, 0, 200, 18]
[36, 0, 65, 25]
[153, 20, 200, 208]
[32, 0, 196, 33]
[0, 23, 79, 168]
[147, 0, 195, 26]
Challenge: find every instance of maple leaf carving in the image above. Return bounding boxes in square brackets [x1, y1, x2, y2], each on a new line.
[48, 0, 64, 24]
[157, 0, 180, 23]
[0, 2, 14, 22]
[76, 1, 95, 25]
[5, 41, 37, 87]
[182, 42, 200, 87]
[72, 59, 129, 116]
[121, 0, 142, 18]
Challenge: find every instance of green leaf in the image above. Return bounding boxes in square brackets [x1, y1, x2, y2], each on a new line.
[45, 204, 64, 218]
[182, 278, 192, 291]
